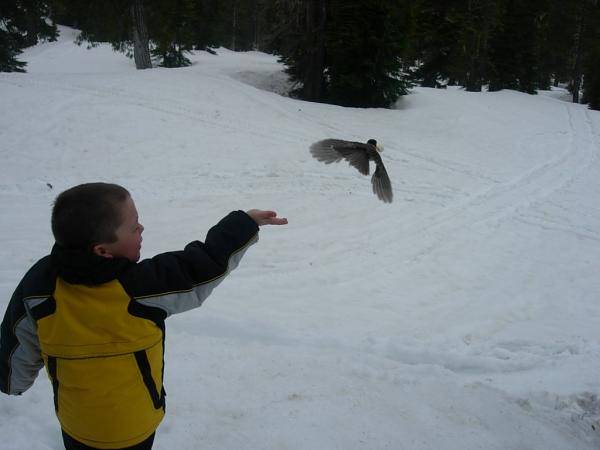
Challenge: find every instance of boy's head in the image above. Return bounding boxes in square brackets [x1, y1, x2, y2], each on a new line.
[52, 183, 144, 262]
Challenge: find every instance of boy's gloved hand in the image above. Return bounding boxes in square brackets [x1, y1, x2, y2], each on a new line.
[246, 209, 288, 226]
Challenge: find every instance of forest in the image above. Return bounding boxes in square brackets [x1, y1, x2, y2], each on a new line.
[1, 0, 599, 110]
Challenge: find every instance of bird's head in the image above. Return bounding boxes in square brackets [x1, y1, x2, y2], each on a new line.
[367, 139, 383, 153]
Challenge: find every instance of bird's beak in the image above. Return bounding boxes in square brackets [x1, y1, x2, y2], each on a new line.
[376, 144, 384, 153]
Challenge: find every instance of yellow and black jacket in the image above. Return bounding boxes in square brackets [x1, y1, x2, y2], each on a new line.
[0, 211, 258, 449]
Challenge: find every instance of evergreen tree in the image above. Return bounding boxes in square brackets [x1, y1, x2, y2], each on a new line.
[583, 43, 600, 110]
[51, 0, 269, 67]
[227, 0, 262, 51]
[299, 0, 327, 101]
[535, 0, 577, 89]
[260, 0, 304, 54]
[487, 0, 547, 94]
[569, 0, 588, 102]
[175, 0, 266, 53]
[15, 0, 58, 47]
[581, 1, 600, 110]
[326, 0, 413, 107]
[275, 0, 327, 101]
[275, 0, 413, 107]
[0, 28, 27, 72]
[187, 0, 233, 50]
[447, 0, 501, 92]
[0, 0, 57, 72]
[50, 0, 152, 69]
[148, 0, 194, 67]
[410, 0, 463, 88]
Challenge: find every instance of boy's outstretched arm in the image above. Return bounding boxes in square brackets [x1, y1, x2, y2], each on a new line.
[245, 210, 288, 226]
[123, 209, 287, 318]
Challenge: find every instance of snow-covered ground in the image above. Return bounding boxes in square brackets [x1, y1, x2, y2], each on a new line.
[1, 26, 600, 449]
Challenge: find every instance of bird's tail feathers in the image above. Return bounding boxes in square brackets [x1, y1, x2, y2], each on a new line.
[372, 165, 393, 203]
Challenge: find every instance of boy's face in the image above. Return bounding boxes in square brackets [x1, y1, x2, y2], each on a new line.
[95, 196, 144, 262]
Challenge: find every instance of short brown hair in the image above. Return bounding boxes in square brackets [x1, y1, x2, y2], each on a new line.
[51, 183, 130, 249]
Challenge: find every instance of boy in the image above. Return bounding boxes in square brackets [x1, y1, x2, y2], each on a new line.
[0, 182, 287, 449]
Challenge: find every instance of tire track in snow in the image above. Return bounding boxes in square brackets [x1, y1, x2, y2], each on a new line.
[385, 147, 502, 184]
[374, 104, 599, 263]
[506, 107, 600, 241]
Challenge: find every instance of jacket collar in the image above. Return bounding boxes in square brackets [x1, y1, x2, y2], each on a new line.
[51, 243, 132, 285]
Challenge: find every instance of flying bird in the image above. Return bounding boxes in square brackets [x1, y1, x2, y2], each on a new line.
[310, 138, 393, 203]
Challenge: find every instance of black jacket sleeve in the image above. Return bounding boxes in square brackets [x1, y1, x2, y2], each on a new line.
[120, 210, 259, 317]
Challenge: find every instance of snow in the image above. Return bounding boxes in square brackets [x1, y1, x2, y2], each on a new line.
[1, 26, 600, 449]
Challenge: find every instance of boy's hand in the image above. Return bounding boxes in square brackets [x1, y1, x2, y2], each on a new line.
[246, 209, 288, 226]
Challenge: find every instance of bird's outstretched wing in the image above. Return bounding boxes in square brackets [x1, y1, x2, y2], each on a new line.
[310, 139, 370, 175]
[371, 151, 393, 203]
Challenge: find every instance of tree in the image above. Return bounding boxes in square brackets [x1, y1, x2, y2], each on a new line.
[274, 0, 327, 101]
[447, 0, 501, 92]
[581, 0, 600, 110]
[299, 0, 327, 101]
[583, 44, 600, 109]
[410, 0, 463, 88]
[487, 0, 548, 94]
[536, 0, 576, 89]
[325, 0, 413, 107]
[0, 28, 27, 72]
[16, 0, 58, 47]
[0, 0, 57, 72]
[51, 0, 152, 69]
[147, 0, 194, 67]
[276, 0, 413, 107]
[131, 0, 152, 69]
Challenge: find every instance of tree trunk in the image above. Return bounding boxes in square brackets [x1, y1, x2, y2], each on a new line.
[302, 0, 326, 101]
[232, 2, 238, 51]
[24, 16, 38, 47]
[465, 0, 495, 92]
[572, 0, 587, 103]
[253, 0, 259, 50]
[131, 0, 152, 70]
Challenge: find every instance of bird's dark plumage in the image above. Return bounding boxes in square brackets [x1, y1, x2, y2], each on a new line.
[310, 138, 393, 203]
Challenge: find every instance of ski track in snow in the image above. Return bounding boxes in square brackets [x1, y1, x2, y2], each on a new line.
[391, 104, 600, 263]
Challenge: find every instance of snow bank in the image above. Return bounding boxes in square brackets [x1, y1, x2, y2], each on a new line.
[1, 26, 599, 449]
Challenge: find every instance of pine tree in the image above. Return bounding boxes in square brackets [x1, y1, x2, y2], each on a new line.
[275, 0, 413, 107]
[300, 0, 327, 101]
[581, 0, 600, 110]
[50, 0, 152, 69]
[447, 0, 501, 92]
[275, 0, 327, 101]
[410, 0, 463, 88]
[148, 0, 194, 67]
[583, 43, 600, 110]
[260, 0, 303, 54]
[15, 0, 58, 47]
[228, 0, 261, 51]
[0, 28, 27, 72]
[0, 0, 57, 72]
[185, 0, 225, 50]
[487, 0, 547, 95]
[535, 0, 575, 89]
[326, 0, 413, 107]
[184, 0, 264, 53]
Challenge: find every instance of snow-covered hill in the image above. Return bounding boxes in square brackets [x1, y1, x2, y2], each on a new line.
[1, 26, 600, 449]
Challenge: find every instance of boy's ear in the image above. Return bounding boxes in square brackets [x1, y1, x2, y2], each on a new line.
[92, 244, 114, 259]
